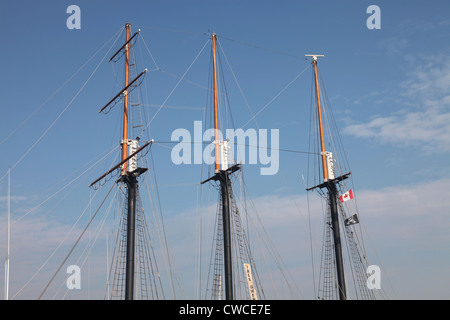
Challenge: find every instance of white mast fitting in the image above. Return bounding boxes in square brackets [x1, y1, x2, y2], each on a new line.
[305, 54, 325, 61]
[218, 140, 231, 171]
[322, 151, 335, 180]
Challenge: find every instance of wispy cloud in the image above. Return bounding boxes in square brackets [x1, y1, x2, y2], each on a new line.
[343, 53, 450, 152]
[0, 195, 28, 203]
[3, 176, 450, 299]
[378, 37, 409, 56]
[355, 178, 450, 299]
[343, 108, 450, 152]
[0, 212, 105, 299]
[163, 178, 450, 299]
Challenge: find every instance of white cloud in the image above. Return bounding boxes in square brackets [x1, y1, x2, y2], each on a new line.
[0, 195, 28, 203]
[343, 54, 450, 153]
[343, 108, 450, 152]
[164, 178, 450, 299]
[0, 212, 107, 299]
[354, 179, 450, 299]
[2, 177, 450, 299]
[378, 37, 408, 56]
[357, 178, 450, 218]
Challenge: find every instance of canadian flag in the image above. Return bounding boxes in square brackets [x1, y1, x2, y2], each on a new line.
[339, 189, 354, 202]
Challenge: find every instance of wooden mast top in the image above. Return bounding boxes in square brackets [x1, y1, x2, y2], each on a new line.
[90, 23, 152, 189]
[121, 23, 131, 175]
[212, 33, 220, 173]
[306, 54, 328, 182]
[200, 33, 241, 185]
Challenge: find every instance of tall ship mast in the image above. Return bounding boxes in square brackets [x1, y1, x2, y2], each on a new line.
[201, 33, 245, 300]
[199, 33, 266, 301]
[90, 23, 153, 300]
[304, 54, 383, 300]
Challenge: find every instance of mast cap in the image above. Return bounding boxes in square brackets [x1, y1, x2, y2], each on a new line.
[305, 54, 325, 61]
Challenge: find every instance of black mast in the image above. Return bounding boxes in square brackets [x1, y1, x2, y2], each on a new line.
[123, 173, 138, 300]
[202, 164, 241, 300]
[220, 171, 233, 300]
[307, 177, 349, 300]
[327, 181, 347, 300]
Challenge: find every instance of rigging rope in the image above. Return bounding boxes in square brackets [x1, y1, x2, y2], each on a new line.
[140, 25, 208, 36]
[217, 34, 304, 60]
[217, 38, 260, 130]
[140, 31, 161, 70]
[239, 63, 310, 130]
[152, 140, 319, 155]
[137, 30, 310, 142]
[1, 145, 118, 233]
[9, 146, 118, 299]
[0, 26, 122, 148]
[239, 172, 303, 299]
[140, 26, 301, 60]
[58, 185, 119, 299]
[141, 151, 181, 299]
[142, 38, 211, 132]
[0, 26, 124, 183]
[37, 183, 116, 299]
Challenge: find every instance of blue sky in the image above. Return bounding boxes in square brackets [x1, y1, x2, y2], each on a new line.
[1, 0, 450, 299]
